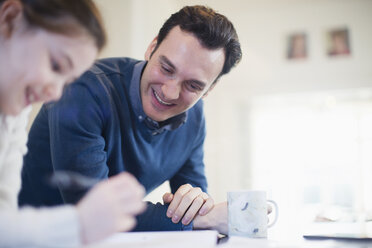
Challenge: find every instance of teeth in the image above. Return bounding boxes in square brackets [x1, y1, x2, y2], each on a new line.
[153, 90, 173, 106]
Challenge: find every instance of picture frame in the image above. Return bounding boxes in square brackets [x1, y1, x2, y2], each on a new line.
[286, 32, 308, 60]
[326, 28, 351, 57]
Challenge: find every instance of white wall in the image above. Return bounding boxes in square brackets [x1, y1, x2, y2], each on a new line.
[93, 0, 133, 58]
[189, 0, 372, 202]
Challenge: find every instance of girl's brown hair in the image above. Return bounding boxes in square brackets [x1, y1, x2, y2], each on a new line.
[0, 0, 106, 50]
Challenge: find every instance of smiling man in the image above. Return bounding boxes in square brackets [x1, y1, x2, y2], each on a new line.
[141, 26, 225, 122]
[19, 5, 242, 232]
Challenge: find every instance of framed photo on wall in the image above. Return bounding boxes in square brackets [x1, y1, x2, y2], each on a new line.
[326, 28, 351, 57]
[286, 32, 308, 60]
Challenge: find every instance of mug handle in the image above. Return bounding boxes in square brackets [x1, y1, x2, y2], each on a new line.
[267, 199, 278, 228]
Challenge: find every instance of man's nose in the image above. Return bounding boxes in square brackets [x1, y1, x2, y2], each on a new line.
[161, 79, 181, 100]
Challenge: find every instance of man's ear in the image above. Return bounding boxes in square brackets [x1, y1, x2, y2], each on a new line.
[0, 0, 23, 38]
[144, 36, 158, 61]
[202, 82, 217, 99]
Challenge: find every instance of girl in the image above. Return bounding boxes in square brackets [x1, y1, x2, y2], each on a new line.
[0, 0, 145, 246]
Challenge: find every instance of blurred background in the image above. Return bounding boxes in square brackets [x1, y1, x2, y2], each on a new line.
[28, 0, 372, 240]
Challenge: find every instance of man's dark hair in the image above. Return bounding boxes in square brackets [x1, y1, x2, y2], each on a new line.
[155, 5, 242, 82]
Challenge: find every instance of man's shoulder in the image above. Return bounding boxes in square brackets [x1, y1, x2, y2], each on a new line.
[190, 100, 204, 115]
[67, 57, 140, 95]
[90, 57, 140, 76]
[186, 100, 205, 125]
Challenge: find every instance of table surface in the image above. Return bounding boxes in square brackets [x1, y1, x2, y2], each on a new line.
[85, 231, 372, 248]
[220, 235, 372, 248]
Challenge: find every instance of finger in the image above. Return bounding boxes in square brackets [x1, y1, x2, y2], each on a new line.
[166, 184, 192, 218]
[201, 192, 209, 200]
[181, 195, 204, 225]
[117, 215, 137, 232]
[106, 175, 146, 201]
[110, 173, 145, 194]
[119, 200, 146, 215]
[113, 193, 145, 215]
[162, 192, 174, 204]
[110, 172, 137, 186]
[172, 187, 202, 223]
[132, 201, 147, 214]
[113, 187, 146, 215]
[116, 187, 145, 205]
[198, 196, 214, 216]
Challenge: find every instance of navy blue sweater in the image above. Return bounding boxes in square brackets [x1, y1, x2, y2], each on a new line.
[19, 57, 208, 231]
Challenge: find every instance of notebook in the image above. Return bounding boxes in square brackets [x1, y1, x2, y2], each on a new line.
[303, 233, 372, 241]
[86, 230, 218, 248]
[303, 221, 372, 242]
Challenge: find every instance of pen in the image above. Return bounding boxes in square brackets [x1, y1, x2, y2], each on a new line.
[48, 171, 101, 191]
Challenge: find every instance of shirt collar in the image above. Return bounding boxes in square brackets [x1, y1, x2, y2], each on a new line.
[129, 61, 187, 133]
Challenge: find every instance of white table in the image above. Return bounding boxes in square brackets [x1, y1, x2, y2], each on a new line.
[85, 230, 372, 248]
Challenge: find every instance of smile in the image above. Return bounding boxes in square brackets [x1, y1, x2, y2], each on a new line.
[152, 88, 174, 106]
[26, 87, 37, 105]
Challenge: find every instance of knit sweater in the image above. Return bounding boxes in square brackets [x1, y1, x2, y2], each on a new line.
[20, 57, 207, 231]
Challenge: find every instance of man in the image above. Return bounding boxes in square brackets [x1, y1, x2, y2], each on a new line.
[19, 5, 242, 232]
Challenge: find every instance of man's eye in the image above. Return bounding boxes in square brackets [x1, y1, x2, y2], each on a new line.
[190, 84, 198, 89]
[161, 65, 173, 74]
[51, 58, 61, 72]
[186, 82, 201, 92]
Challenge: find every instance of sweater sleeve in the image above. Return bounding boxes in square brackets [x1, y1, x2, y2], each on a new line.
[133, 202, 193, 231]
[0, 107, 30, 210]
[0, 205, 81, 247]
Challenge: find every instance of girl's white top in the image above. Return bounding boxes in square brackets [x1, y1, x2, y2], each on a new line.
[0, 107, 81, 247]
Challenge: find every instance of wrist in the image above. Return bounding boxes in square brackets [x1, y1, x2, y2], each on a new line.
[193, 213, 211, 230]
[193, 202, 228, 235]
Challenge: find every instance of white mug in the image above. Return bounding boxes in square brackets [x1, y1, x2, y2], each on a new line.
[227, 190, 278, 238]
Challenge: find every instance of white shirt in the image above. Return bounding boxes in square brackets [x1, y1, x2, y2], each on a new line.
[0, 108, 81, 247]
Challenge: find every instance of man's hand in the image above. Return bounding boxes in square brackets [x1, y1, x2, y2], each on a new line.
[162, 184, 214, 225]
[193, 201, 275, 235]
[193, 202, 228, 234]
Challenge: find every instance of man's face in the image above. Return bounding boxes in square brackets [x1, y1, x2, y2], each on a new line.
[140, 26, 225, 122]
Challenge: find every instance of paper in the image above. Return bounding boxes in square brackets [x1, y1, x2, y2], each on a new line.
[219, 237, 278, 248]
[219, 236, 342, 248]
[85, 230, 218, 248]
